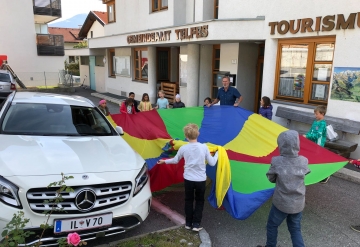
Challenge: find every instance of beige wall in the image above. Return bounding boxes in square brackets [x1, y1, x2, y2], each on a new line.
[95, 66, 106, 92]
[87, 21, 105, 39]
[80, 65, 90, 87]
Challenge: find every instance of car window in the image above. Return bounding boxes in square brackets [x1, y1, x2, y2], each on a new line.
[0, 73, 11, 82]
[1, 103, 116, 136]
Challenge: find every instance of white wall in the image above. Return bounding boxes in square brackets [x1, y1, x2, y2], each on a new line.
[105, 0, 178, 36]
[87, 21, 105, 39]
[0, 1, 64, 87]
[220, 43, 239, 74]
[198, 45, 212, 105]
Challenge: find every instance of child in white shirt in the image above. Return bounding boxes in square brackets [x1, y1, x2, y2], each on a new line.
[157, 123, 218, 232]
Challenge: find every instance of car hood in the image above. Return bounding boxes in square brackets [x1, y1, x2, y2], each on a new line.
[0, 135, 145, 177]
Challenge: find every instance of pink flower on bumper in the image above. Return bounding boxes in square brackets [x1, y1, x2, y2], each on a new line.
[67, 232, 81, 246]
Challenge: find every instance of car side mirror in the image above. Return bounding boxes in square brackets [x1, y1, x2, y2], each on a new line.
[115, 126, 124, 136]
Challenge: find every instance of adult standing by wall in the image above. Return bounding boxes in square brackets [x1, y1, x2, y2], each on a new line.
[208, 76, 243, 107]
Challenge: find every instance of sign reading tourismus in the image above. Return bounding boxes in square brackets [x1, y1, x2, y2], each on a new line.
[269, 13, 360, 35]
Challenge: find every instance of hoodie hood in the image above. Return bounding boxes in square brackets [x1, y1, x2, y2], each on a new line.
[277, 130, 300, 158]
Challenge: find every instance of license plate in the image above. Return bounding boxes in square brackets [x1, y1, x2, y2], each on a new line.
[54, 213, 112, 234]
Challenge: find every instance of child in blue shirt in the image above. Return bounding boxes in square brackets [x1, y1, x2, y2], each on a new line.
[156, 90, 169, 109]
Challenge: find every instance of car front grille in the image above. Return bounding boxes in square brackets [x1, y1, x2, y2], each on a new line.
[26, 182, 132, 214]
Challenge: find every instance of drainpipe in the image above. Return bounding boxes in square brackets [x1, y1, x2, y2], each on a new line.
[193, 0, 195, 23]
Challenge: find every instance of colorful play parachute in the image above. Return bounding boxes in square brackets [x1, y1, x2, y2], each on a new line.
[107, 106, 348, 220]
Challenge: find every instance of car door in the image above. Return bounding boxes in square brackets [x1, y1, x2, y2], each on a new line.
[0, 72, 11, 93]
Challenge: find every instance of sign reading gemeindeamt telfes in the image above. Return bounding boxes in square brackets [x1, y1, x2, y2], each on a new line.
[269, 13, 360, 35]
[127, 25, 209, 44]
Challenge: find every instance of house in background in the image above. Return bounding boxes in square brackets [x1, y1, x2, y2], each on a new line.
[48, 27, 82, 63]
[0, 0, 65, 87]
[66, 11, 108, 92]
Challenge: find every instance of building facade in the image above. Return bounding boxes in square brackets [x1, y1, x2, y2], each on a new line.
[0, 0, 65, 87]
[89, 0, 360, 157]
[66, 11, 108, 92]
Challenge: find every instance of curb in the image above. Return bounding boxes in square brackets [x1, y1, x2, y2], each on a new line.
[151, 198, 185, 225]
[91, 92, 124, 105]
[334, 168, 360, 185]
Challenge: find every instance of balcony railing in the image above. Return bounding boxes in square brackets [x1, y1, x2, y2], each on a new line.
[33, 0, 61, 17]
[36, 34, 64, 56]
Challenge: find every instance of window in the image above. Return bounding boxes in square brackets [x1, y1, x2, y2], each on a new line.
[95, 56, 104, 67]
[211, 45, 220, 98]
[107, 1, 115, 23]
[214, 0, 219, 19]
[80, 56, 89, 66]
[108, 49, 115, 77]
[114, 56, 131, 77]
[134, 48, 148, 81]
[69, 56, 75, 63]
[90, 31, 93, 38]
[274, 37, 335, 105]
[157, 48, 170, 81]
[152, 0, 168, 12]
[1, 103, 115, 136]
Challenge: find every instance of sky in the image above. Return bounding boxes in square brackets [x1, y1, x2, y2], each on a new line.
[52, 0, 106, 23]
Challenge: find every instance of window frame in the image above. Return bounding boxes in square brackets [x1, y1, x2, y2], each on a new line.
[273, 36, 335, 105]
[107, 1, 116, 23]
[152, 0, 168, 12]
[214, 0, 219, 19]
[133, 47, 148, 82]
[108, 49, 115, 78]
[211, 44, 221, 99]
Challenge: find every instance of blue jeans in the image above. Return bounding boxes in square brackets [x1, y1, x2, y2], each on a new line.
[266, 204, 305, 247]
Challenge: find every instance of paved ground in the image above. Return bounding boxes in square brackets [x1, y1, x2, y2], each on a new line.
[90, 210, 175, 246]
[155, 176, 360, 247]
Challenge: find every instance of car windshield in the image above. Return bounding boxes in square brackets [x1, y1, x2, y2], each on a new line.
[1, 103, 116, 136]
[0, 73, 11, 82]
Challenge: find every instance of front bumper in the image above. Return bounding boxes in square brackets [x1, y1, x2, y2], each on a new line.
[0, 173, 152, 246]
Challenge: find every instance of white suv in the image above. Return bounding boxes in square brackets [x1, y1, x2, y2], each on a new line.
[0, 92, 151, 246]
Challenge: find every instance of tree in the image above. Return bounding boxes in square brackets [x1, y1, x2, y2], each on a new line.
[73, 40, 88, 49]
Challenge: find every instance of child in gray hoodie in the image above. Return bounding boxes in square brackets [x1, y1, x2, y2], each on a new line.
[258, 130, 310, 247]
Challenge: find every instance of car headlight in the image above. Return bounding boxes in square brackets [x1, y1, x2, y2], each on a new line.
[133, 163, 149, 196]
[0, 176, 22, 208]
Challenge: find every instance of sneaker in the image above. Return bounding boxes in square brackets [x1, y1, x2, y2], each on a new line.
[350, 225, 360, 233]
[185, 222, 192, 230]
[320, 176, 330, 184]
[192, 223, 203, 232]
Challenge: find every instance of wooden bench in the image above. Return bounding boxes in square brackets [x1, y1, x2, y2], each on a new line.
[276, 106, 360, 158]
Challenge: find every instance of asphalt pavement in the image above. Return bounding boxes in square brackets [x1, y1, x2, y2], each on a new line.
[155, 176, 360, 247]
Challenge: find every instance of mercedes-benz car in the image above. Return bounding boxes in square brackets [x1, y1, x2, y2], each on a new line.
[0, 92, 151, 246]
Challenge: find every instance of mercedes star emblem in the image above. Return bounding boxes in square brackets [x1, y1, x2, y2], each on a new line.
[75, 189, 96, 212]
